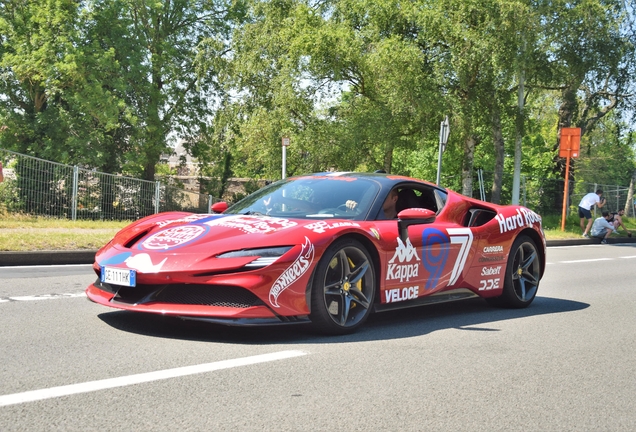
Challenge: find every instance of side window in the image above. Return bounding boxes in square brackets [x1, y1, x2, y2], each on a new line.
[395, 186, 443, 214]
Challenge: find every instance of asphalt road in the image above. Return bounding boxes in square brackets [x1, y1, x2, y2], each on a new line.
[0, 244, 635, 431]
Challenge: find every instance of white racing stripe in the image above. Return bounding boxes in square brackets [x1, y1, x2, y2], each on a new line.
[0, 350, 308, 407]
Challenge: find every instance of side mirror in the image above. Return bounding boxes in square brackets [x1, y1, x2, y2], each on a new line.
[211, 201, 228, 214]
[397, 208, 436, 242]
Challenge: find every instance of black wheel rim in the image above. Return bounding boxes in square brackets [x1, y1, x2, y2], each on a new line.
[511, 241, 540, 302]
[320, 246, 374, 328]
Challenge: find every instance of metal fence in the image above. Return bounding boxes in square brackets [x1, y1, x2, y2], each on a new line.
[2, 148, 634, 220]
[444, 169, 635, 218]
[0, 149, 221, 221]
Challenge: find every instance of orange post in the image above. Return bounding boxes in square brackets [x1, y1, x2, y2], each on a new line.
[559, 128, 581, 231]
[560, 149, 571, 231]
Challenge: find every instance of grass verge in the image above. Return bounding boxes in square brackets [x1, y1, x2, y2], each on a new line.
[0, 212, 634, 251]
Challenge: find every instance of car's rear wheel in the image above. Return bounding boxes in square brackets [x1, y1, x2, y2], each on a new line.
[487, 235, 540, 308]
[309, 238, 376, 334]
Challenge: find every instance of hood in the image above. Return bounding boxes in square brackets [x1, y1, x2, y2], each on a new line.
[97, 213, 361, 273]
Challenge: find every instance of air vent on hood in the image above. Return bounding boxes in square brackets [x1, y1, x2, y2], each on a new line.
[124, 228, 152, 249]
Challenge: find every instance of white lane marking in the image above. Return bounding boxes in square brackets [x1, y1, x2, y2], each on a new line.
[559, 258, 613, 264]
[547, 255, 636, 265]
[0, 292, 86, 303]
[9, 293, 86, 301]
[0, 350, 308, 407]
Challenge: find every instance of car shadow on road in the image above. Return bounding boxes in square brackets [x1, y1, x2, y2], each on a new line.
[97, 295, 589, 344]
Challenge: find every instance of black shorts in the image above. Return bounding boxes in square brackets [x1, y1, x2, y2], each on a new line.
[578, 206, 592, 219]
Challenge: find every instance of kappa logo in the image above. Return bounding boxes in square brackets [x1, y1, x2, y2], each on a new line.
[389, 238, 420, 264]
[386, 238, 421, 283]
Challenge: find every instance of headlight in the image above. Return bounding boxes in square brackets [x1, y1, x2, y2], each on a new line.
[217, 246, 292, 268]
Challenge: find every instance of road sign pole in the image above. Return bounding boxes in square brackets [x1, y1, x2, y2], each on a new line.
[281, 137, 290, 179]
[436, 116, 449, 186]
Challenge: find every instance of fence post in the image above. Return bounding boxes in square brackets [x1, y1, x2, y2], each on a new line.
[208, 195, 213, 213]
[72, 165, 79, 221]
[593, 183, 598, 218]
[155, 181, 161, 214]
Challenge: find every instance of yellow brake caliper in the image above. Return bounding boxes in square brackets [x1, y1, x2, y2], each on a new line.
[347, 256, 361, 308]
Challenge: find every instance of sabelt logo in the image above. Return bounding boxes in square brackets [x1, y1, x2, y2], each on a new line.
[269, 237, 314, 308]
[481, 266, 502, 276]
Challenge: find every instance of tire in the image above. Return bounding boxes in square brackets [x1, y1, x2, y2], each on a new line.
[309, 238, 376, 335]
[486, 235, 540, 308]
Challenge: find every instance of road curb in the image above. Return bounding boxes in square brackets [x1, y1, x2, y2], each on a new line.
[0, 250, 96, 266]
[1, 237, 635, 267]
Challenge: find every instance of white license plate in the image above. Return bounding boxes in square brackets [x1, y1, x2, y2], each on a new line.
[101, 266, 136, 287]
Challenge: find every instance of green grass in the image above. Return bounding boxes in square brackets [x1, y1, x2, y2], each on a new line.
[0, 212, 634, 251]
[542, 213, 635, 239]
[0, 214, 129, 251]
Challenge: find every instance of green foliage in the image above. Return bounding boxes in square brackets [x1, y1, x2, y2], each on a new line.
[0, 0, 634, 203]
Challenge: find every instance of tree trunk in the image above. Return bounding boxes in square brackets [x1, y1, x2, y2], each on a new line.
[462, 135, 476, 197]
[626, 169, 636, 217]
[383, 141, 394, 174]
[491, 100, 504, 204]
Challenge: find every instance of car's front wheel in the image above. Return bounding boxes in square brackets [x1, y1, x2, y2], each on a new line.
[487, 235, 540, 308]
[309, 238, 376, 334]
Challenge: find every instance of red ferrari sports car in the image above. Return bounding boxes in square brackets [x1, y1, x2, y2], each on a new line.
[86, 172, 546, 334]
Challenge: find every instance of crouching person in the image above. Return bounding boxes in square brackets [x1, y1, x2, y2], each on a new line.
[591, 211, 617, 244]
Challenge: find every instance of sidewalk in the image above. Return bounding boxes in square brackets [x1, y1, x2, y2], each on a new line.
[1, 237, 635, 266]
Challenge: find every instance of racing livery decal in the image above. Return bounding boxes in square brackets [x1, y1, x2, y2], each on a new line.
[385, 286, 419, 303]
[141, 225, 208, 250]
[483, 245, 504, 253]
[205, 215, 296, 235]
[156, 214, 221, 228]
[420, 227, 474, 289]
[481, 265, 502, 276]
[386, 238, 421, 283]
[496, 208, 542, 234]
[125, 253, 167, 273]
[305, 221, 360, 234]
[421, 228, 450, 290]
[269, 237, 315, 308]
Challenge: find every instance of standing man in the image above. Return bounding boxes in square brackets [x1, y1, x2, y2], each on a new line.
[578, 189, 606, 238]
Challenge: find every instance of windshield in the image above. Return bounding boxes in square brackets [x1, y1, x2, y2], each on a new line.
[226, 176, 381, 220]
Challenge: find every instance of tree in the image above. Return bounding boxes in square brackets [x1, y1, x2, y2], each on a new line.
[89, 0, 244, 182]
[0, 0, 124, 167]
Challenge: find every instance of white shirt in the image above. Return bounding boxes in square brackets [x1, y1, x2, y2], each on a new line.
[578, 192, 600, 210]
